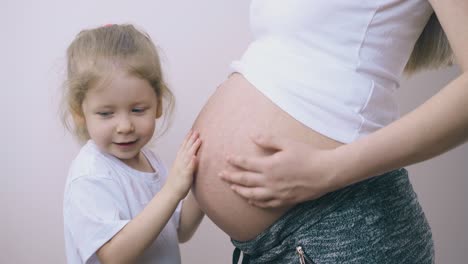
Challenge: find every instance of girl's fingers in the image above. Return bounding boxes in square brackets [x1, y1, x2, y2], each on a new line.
[179, 131, 199, 157]
[184, 131, 199, 151]
[182, 130, 198, 149]
[188, 156, 197, 170]
[182, 136, 201, 163]
[188, 138, 202, 155]
[181, 130, 193, 149]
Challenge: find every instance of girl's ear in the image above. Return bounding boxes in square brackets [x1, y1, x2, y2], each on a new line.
[156, 97, 163, 119]
[72, 112, 86, 127]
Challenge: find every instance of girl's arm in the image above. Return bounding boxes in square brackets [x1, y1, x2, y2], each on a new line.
[97, 186, 183, 264]
[177, 192, 205, 243]
[97, 131, 201, 264]
[220, 0, 468, 208]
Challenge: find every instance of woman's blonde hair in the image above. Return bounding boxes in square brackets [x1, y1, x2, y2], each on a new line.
[61, 24, 174, 142]
[405, 13, 454, 74]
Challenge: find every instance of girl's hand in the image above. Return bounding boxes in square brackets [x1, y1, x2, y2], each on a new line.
[219, 134, 342, 208]
[166, 130, 202, 199]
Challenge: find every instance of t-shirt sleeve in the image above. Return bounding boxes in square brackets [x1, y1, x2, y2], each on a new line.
[159, 159, 183, 229]
[174, 198, 183, 229]
[64, 175, 130, 264]
[149, 151, 183, 229]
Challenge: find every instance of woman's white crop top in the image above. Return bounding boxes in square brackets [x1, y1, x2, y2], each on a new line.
[231, 0, 433, 143]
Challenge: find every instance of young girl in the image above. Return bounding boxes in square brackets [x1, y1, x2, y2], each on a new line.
[62, 24, 204, 264]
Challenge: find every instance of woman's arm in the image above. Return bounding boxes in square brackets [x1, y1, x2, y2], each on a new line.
[97, 131, 201, 263]
[220, 0, 468, 208]
[336, 0, 468, 185]
[177, 192, 205, 243]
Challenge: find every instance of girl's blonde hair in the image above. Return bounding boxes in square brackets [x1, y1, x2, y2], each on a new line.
[405, 13, 454, 74]
[61, 24, 174, 142]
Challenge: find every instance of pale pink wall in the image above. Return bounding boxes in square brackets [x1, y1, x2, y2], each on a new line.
[397, 67, 468, 263]
[1, 1, 466, 263]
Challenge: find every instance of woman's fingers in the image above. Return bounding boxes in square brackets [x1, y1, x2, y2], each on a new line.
[251, 134, 285, 151]
[226, 155, 264, 172]
[219, 170, 265, 187]
[231, 184, 290, 208]
[249, 200, 282, 209]
[230, 185, 273, 201]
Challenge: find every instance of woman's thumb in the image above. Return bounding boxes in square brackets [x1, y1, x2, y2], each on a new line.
[250, 134, 284, 151]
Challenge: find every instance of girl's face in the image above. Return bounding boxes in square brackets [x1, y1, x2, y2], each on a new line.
[81, 71, 160, 167]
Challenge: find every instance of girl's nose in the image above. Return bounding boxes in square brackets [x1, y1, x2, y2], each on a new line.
[116, 116, 135, 134]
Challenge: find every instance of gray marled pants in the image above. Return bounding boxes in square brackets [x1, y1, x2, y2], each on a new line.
[232, 169, 434, 264]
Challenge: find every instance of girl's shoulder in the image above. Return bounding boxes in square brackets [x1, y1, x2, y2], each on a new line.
[141, 147, 168, 179]
[67, 141, 118, 182]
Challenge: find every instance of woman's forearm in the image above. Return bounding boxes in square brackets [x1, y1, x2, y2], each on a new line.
[334, 71, 468, 188]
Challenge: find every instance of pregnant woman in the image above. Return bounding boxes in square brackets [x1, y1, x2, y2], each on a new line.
[192, 1, 468, 263]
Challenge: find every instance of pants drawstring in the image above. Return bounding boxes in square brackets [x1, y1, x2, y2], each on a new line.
[233, 248, 251, 264]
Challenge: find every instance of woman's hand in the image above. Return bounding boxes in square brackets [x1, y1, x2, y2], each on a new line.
[166, 130, 202, 199]
[219, 134, 342, 208]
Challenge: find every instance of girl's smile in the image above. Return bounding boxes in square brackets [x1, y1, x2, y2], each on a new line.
[113, 139, 139, 148]
[81, 70, 161, 168]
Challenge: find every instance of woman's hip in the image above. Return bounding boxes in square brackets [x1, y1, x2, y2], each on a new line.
[232, 169, 434, 264]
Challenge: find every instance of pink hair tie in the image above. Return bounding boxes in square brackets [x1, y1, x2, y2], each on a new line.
[104, 24, 114, 27]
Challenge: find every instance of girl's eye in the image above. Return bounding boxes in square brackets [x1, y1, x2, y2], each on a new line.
[132, 108, 146, 113]
[97, 112, 112, 117]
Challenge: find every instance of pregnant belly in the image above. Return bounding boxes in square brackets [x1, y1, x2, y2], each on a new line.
[192, 73, 343, 241]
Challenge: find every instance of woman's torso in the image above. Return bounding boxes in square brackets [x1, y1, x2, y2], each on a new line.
[192, 0, 433, 241]
[192, 74, 342, 241]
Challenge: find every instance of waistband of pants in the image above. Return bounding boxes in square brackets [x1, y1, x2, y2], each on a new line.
[231, 168, 410, 256]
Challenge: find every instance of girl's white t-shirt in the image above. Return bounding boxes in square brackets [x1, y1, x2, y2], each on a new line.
[63, 140, 182, 264]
